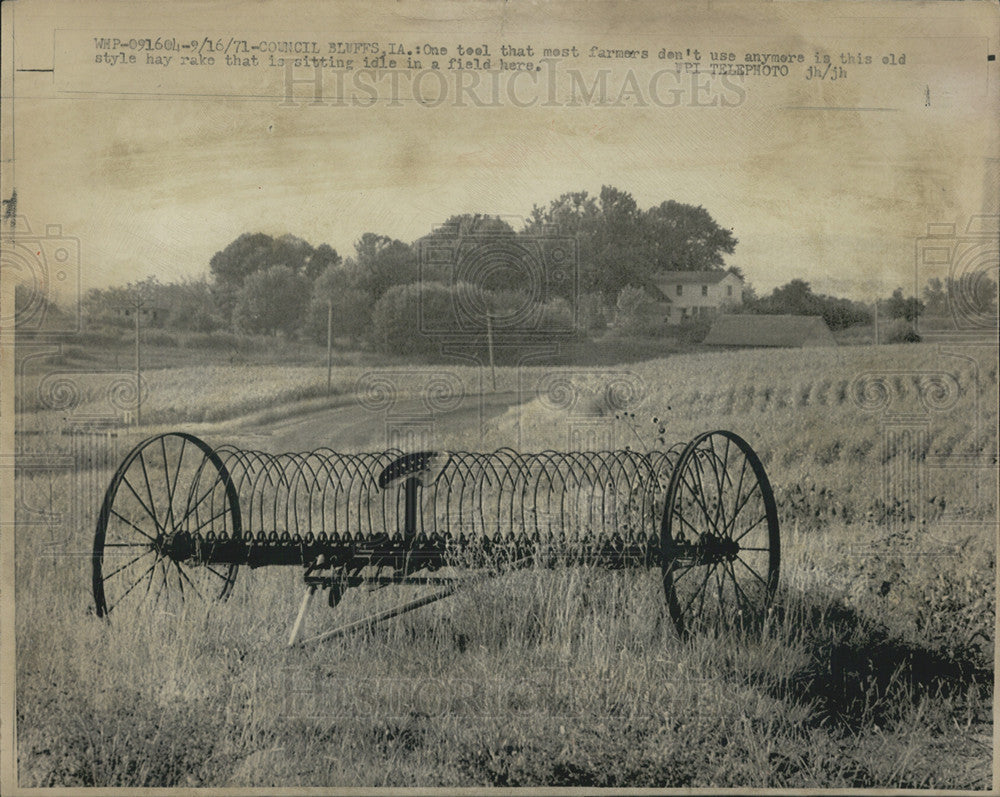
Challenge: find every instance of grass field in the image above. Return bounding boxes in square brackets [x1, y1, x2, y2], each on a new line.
[13, 342, 997, 788]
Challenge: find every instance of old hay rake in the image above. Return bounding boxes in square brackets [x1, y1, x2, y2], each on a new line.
[92, 430, 779, 644]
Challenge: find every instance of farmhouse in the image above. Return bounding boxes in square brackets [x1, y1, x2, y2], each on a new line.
[647, 270, 744, 325]
[113, 304, 166, 325]
[704, 314, 836, 348]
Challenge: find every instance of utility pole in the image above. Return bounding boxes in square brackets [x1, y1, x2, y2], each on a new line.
[485, 312, 496, 391]
[326, 299, 334, 395]
[119, 289, 148, 426]
[873, 298, 879, 345]
[135, 302, 141, 425]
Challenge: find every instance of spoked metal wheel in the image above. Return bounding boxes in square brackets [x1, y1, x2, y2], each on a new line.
[661, 430, 779, 637]
[92, 433, 242, 618]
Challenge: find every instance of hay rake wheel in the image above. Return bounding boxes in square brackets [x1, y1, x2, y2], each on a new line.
[661, 430, 780, 637]
[90, 428, 780, 642]
[92, 433, 241, 618]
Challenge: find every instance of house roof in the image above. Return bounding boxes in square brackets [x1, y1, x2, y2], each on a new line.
[656, 270, 740, 286]
[704, 314, 836, 348]
[645, 270, 741, 302]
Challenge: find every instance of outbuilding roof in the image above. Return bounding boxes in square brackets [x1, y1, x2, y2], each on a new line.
[704, 314, 836, 347]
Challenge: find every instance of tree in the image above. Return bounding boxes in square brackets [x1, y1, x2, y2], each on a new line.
[370, 281, 455, 355]
[306, 242, 341, 282]
[210, 233, 278, 285]
[430, 213, 517, 238]
[922, 277, 948, 316]
[210, 233, 279, 322]
[162, 277, 220, 333]
[232, 265, 309, 337]
[82, 276, 165, 329]
[352, 233, 419, 300]
[523, 186, 737, 301]
[418, 214, 521, 286]
[767, 279, 818, 315]
[641, 199, 737, 272]
[742, 279, 871, 329]
[208, 233, 339, 323]
[614, 284, 657, 335]
[884, 287, 924, 323]
[948, 272, 998, 319]
[305, 262, 373, 345]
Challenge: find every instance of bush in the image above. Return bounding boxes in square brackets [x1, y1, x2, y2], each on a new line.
[676, 317, 713, 344]
[304, 285, 372, 346]
[370, 282, 454, 355]
[577, 293, 609, 334]
[233, 265, 309, 337]
[538, 296, 575, 333]
[882, 319, 921, 344]
[370, 283, 584, 357]
[614, 286, 669, 337]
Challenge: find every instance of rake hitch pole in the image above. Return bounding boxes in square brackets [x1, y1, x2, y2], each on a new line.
[297, 556, 533, 647]
[288, 584, 318, 647]
[301, 583, 458, 646]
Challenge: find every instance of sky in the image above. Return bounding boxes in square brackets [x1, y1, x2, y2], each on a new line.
[3, 0, 997, 305]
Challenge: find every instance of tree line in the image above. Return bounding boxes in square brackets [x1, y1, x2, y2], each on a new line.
[71, 184, 994, 351]
[80, 186, 742, 352]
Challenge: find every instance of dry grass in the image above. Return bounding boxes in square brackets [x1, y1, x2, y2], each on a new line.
[13, 342, 996, 788]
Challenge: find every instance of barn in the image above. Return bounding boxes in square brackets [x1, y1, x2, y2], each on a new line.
[704, 314, 836, 348]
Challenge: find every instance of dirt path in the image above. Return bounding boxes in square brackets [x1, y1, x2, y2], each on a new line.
[222, 390, 529, 453]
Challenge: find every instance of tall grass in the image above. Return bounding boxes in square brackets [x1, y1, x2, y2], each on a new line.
[15, 514, 992, 787]
[13, 343, 996, 787]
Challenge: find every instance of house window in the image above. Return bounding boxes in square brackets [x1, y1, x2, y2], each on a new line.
[726, 285, 733, 297]
[676, 285, 683, 296]
[701, 285, 708, 297]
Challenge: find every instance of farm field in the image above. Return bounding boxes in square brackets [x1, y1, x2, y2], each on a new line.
[12, 342, 997, 788]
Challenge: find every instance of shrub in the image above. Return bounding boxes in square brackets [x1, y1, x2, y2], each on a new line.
[676, 316, 713, 344]
[614, 285, 656, 336]
[370, 283, 583, 357]
[882, 319, 921, 344]
[577, 293, 609, 334]
[304, 285, 372, 346]
[233, 265, 309, 337]
[370, 281, 454, 355]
